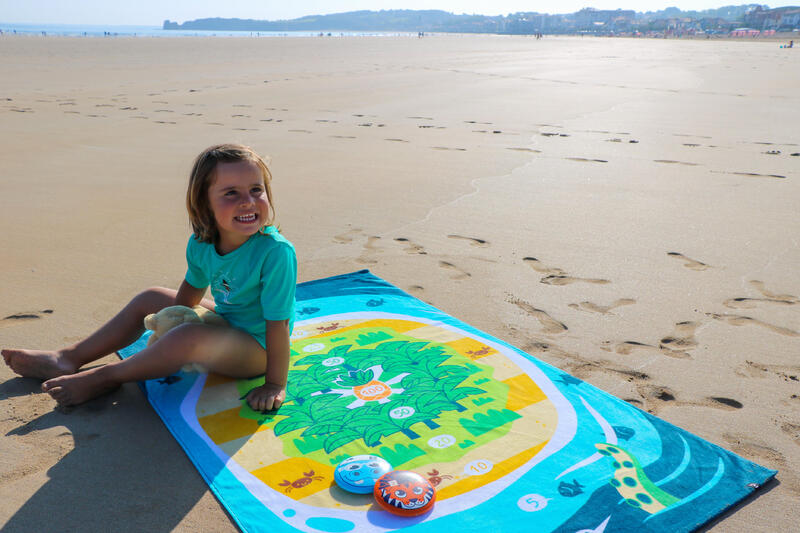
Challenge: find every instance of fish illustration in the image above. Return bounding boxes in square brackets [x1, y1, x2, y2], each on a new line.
[557, 374, 582, 386]
[297, 307, 320, 316]
[558, 479, 585, 497]
[366, 299, 385, 307]
[613, 425, 636, 441]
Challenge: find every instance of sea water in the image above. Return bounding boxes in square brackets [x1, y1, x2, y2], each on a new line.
[0, 23, 414, 38]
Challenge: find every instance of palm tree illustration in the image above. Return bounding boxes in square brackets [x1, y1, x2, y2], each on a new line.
[276, 335, 489, 453]
[273, 394, 347, 438]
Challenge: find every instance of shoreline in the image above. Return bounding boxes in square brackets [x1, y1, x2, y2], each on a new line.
[1, 29, 797, 42]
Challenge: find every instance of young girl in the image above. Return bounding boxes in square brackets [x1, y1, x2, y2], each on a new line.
[2, 144, 296, 411]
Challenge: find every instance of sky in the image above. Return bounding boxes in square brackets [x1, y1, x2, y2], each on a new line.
[0, 1, 795, 26]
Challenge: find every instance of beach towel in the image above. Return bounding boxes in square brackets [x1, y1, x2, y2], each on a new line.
[118, 270, 775, 533]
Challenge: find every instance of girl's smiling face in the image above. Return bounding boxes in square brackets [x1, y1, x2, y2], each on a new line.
[208, 160, 271, 254]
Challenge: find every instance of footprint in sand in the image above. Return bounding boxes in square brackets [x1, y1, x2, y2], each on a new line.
[332, 227, 363, 244]
[447, 235, 489, 248]
[667, 252, 710, 271]
[523, 256, 609, 285]
[506, 147, 541, 153]
[603, 340, 691, 360]
[0, 310, 53, 328]
[707, 313, 799, 337]
[438, 261, 471, 280]
[569, 298, 636, 315]
[705, 397, 744, 409]
[566, 157, 608, 163]
[634, 385, 745, 414]
[356, 236, 384, 265]
[407, 285, 425, 295]
[735, 360, 800, 382]
[781, 422, 800, 446]
[722, 433, 787, 467]
[508, 297, 567, 334]
[541, 275, 610, 286]
[394, 238, 427, 255]
[721, 171, 786, 179]
[635, 384, 678, 413]
[724, 280, 799, 309]
[658, 321, 701, 354]
[654, 159, 699, 166]
[522, 257, 565, 276]
[602, 321, 699, 359]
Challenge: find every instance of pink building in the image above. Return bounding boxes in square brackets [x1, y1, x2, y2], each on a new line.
[730, 28, 760, 37]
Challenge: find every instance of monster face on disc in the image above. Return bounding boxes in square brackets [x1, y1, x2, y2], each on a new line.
[374, 470, 436, 516]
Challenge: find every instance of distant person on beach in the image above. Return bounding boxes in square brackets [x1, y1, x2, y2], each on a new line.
[2, 144, 296, 411]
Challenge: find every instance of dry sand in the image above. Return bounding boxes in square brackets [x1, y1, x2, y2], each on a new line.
[0, 34, 798, 531]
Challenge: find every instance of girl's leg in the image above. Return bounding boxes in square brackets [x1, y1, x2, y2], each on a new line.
[42, 323, 265, 406]
[2, 287, 213, 380]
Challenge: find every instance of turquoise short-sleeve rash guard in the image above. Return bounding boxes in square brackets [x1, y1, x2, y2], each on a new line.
[185, 226, 296, 348]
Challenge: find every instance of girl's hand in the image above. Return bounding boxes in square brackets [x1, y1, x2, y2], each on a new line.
[246, 382, 286, 412]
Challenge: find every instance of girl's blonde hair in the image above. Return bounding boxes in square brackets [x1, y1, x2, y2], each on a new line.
[187, 143, 275, 244]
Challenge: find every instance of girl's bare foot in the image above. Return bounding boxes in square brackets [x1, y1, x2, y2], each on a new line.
[42, 367, 118, 406]
[1, 349, 78, 380]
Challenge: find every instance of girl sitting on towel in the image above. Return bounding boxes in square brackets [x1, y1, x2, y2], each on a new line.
[2, 143, 296, 411]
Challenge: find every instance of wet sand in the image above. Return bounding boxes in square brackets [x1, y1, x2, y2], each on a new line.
[1, 34, 798, 531]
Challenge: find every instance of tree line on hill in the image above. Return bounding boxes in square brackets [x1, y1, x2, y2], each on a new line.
[163, 5, 800, 36]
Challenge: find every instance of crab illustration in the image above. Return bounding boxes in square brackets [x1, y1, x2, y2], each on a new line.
[426, 469, 453, 486]
[466, 346, 491, 358]
[279, 470, 324, 493]
[317, 322, 341, 332]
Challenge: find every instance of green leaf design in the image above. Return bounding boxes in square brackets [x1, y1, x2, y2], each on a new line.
[334, 368, 374, 388]
[294, 344, 352, 366]
[324, 429, 362, 453]
[273, 395, 345, 436]
[355, 331, 392, 345]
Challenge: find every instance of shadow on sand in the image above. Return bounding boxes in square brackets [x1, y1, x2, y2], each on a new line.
[1, 376, 235, 533]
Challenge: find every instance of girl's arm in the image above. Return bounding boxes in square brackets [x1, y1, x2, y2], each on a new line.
[174, 279, 207, 308]
[246, 319, 291, 412]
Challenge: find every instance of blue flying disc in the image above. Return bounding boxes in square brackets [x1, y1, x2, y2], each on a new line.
[334, 455, 392, 494]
